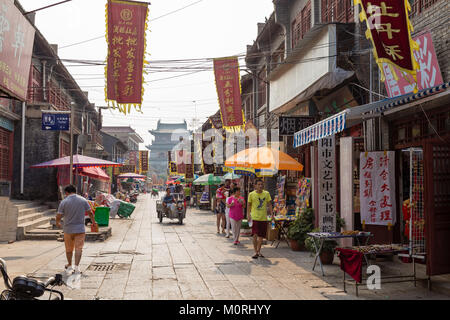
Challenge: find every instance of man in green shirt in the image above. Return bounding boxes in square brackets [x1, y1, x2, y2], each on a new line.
[247, 179, 272, 259]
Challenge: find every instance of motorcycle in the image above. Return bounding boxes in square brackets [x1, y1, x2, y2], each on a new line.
[0, 258, 65, 300]
[156, 193, 186, 224]
[129, 191, 138, 203]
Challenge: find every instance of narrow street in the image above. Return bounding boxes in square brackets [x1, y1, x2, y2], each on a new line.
[1, 194, 448, 300]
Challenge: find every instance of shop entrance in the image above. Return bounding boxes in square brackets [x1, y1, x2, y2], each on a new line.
[425, 143, 450, 276]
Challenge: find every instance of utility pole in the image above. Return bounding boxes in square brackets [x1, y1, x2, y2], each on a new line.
[70, 102, 75, 185]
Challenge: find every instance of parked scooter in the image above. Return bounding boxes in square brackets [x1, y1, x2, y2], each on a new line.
[0, 258, 65, 300]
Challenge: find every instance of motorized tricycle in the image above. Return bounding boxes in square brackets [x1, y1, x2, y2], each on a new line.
[156, 193, 186, 224]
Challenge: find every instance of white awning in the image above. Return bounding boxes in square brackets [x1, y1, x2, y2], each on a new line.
[293, 81, 450, 148]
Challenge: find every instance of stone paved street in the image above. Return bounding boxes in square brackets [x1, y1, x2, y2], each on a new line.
[1, 194, 449, 300]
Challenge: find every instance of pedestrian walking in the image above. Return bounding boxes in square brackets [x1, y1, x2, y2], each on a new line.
[224, 181, 236, 238]
[56, 185, 97, 274]
[215, 184, 226, 234]
[247, 179, 272, 259]
[227, 187, 245, 245]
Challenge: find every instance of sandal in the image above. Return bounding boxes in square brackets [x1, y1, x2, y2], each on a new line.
[252, 254, 259, 259]
[258, 253, 265, 258]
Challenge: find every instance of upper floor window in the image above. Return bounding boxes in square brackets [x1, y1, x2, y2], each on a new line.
[292, 1, 312, 48]
[409, 0, 440, 17]
[321, 0, 354, 23]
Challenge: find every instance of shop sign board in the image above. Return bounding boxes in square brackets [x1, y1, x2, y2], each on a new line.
[0, 0, 35, 101]
[383, 32, 443, 97]
[359, 151, 396, 226]
[318, 135, 336, 232]
[120, 165, 135, 173]
[41, 113, 70, 131]
[128, 151, 137, 166]
[279, 116, 314, 136]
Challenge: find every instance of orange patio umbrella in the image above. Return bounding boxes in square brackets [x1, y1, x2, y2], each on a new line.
[224, 147, 303, 171]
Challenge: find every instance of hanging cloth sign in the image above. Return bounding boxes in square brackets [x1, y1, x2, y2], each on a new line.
[359, 151, 396, 226]
[383, 31, 444, 97]
[355, 0, 420, 91]
[213, 57, 245, 131]
[105, 0, 149, 114]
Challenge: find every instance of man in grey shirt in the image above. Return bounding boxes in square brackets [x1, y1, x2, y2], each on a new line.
[56, 185, 97, 274]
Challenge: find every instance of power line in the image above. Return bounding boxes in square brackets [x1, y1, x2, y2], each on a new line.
[58, 0, 205, 49]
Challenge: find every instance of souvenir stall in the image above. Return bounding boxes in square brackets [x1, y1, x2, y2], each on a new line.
[329, 151, 430, 296]
[193, 174, 224, 210]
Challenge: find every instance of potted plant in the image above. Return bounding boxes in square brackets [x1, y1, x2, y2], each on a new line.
[287, 208, 315, 251]
[305, 228, 338, 264]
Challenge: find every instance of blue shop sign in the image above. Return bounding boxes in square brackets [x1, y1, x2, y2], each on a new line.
[42, 113, 70, 131]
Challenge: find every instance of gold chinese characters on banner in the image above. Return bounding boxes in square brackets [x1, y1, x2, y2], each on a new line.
[355, 0, 419, 91]
[105, 0, 149, 114]
[213, 57, 245, 131]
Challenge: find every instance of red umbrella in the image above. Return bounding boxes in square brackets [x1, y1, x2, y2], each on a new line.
[30, 154, 122, 168]
[77, 167, 110, 182]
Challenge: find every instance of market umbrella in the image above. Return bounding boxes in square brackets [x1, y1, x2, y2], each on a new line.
[223, 172, 241, 180]
[193, 174, 225, 186]
[224, 147, 304, 171]
[77, 167, 110, 182]
[30, 154, 122, 168]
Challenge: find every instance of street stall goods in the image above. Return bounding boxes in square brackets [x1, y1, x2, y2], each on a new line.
[307, 231, 373, 276]
[335, 243, 431, 296]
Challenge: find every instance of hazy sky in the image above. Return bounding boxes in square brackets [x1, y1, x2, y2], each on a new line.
[19, 0, 275, 149]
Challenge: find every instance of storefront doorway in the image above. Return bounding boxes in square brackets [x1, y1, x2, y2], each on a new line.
[425, 142, 450, 276]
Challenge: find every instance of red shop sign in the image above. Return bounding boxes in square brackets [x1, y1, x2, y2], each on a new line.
[0, 0, 35, 101]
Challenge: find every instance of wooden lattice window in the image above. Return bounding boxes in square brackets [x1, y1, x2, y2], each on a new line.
[0, 128, 12, 181]
[393, 110, 450, 147]
[322, 0, 354, 23]
[292, 1, 312, 48]
[60, 139, 70, 157]
[409, 0, 440, 17]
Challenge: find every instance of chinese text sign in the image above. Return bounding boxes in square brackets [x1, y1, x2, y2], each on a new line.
[356, 0, 419, 83]
[359, 151, 396, 226]
[383, 32, 443, 97]
[213, 57, 244, 130]
[318, 136, 336, 232]
[106, 0, 148, 112]
[0, 0, 35, 101]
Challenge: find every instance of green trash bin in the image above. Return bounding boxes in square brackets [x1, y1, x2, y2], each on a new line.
[95, 207, 110, 226]
[117, 201, 135, 218]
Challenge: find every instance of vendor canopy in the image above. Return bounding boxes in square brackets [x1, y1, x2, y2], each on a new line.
[224, 146, 304, 171]
[77, 167, 110, 182]
[30, 155, 122, 168]
[118, 173, 146, 179]
[293, 81, 450, 148]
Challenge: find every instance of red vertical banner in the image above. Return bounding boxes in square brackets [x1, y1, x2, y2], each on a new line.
[355, 0, 419, 90]
[140, 151, 148, 172]
[213, 57, 245, 131]
[106, 0, 149, 114]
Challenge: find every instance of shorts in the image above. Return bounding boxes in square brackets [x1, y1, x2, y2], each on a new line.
[251, 220, 268, 238]
[185, 196, 191, 201]
[64, 233, 85, 252]
[215, 201, 226, 214]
